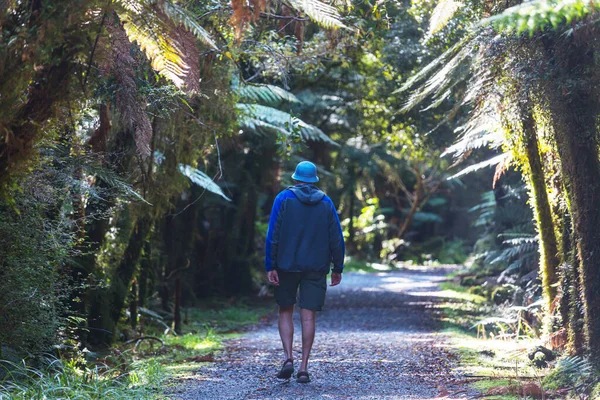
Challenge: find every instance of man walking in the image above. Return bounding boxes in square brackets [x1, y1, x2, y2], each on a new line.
[265, 161, 345, 383]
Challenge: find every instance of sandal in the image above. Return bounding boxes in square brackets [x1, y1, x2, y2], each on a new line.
[276, 358, 294, 379]
[296, 371, 310, 383]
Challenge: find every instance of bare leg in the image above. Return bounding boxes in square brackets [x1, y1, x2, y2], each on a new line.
[278, 305, 294, 364]
[299, 308, 316, 372]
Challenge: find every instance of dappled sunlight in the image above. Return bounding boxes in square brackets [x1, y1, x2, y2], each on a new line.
[406, 289, 481, 303]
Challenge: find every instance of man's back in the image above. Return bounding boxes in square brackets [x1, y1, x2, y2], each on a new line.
[265, 184, 344, 274]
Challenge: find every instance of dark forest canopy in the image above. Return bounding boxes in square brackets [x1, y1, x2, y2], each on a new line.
[2, 0, 600, 396]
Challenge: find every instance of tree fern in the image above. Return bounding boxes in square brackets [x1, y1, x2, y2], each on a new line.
[236, 103, 338, 145]
[396, 35, 473, 94]
[286, 0, 347, 29]
[401, 40, 473, 112]
[115, 0, 217, 89]
[159, 1, 218, 50]
[238, 84, 301, 107]
[483, 0, 598, 35]
[449, 152, 511, 180]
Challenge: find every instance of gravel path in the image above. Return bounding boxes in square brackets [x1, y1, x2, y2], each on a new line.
[168, 268, 475, 399]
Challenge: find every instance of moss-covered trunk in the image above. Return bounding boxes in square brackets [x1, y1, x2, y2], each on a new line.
[521, 110, 560, 307]
[88, 216, 152, 346]
[542, 36, 600, 363]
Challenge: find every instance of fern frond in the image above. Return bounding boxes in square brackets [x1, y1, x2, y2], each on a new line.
[401, 42, 473, 112]
[449, 152, 511, 180]
[119, 14, 187, 88]
[429, 0, 463, 35]
[286, 0, 347, 29]
[237, 115, 290, 136]
[160, 1, 218, 49]
[238, 84, 301, 106]
[236, 103, 338, 145]
[483, 0, 597, 35]
[115, 0, 217, 89]
[396, 35, 472, 94]
[178, 164, 231, 201]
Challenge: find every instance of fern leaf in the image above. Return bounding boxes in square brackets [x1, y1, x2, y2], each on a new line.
[482, 0, 598, 35]
[236, 104, 338, 145]
[449, 152, 511, 180]
[429, 0, 463, 35]
[396, 35, 471, 94]
[116, 0, 216, 89]
[160, 1, 218, 49]
[238, 84, 301, 106]
[401, 42, 472, 112]
[286, 0, 347, 29]
[238, 115, 290, 136]
[119, 9, 188, 88]
[178, 164, 231, 201]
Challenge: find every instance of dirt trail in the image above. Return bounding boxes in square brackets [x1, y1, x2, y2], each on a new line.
[168, 268, 476, 399]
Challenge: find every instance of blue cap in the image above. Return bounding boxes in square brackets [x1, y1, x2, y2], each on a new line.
[291, 161, 319, 183]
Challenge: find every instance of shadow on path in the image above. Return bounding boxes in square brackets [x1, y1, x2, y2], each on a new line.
[168, 268, 474, 399]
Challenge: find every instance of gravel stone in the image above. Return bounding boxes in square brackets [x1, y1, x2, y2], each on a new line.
[167, 269, 475, 399]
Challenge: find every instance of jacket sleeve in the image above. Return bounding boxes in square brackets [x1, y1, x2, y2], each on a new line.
[326, 197, 345, 273]
[265, 194, 283, 272]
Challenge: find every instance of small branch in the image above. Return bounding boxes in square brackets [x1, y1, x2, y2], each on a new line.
[164, 259, 191, 281]
[125, 336, 165, 353]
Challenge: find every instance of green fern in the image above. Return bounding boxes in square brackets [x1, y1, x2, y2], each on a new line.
[178, 164, 231, 201]
[236, 103, 338, 145]
[115, 0, 217, 89]
[449, 152, 510, 179]
[238, 84, 301, 107]
[401, 40, 473, 112]
[396, 35, 472, 94]
[160, 1, 218, 49]
[543, 356, 594, 392]
[286, 0, 348, 29]
[483, 0, 597, 35]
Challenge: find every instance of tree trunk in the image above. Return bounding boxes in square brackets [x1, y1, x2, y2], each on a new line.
[174, 275, 182, 334]
[129, 281, 138, 330]
[138, 241, 152, 308]
[88, 216, 152, 346]
[521, 110, 560, 308]
[542, 36, 600, 363]
[347, 190, 355, 250]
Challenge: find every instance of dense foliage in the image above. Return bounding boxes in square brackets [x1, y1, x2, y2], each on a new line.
[2, 0, 600, 396]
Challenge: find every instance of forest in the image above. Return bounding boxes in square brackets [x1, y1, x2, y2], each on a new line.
[1, 0, 600, 398]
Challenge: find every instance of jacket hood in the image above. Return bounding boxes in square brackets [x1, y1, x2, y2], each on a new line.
[288, 184, 325, 205]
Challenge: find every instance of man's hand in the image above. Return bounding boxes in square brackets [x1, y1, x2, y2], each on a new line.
[330, 272, 342, 287]
[267, 270, 279, 286]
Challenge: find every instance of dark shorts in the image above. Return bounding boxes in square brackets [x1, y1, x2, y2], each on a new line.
[275, 270, 327, 311]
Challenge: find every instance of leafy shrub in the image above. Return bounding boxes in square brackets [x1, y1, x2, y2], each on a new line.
[0, 168, 76, 358]
[542, 356, 594, 393]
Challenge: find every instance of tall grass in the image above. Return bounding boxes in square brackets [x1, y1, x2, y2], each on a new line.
[0, 357, 166, 399]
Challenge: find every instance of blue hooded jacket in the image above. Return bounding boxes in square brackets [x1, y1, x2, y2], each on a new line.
[265, 184, 345, 273]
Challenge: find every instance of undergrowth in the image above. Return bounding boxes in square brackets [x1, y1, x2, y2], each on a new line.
[0, 298, 273, 399]
[438, 279, 600, 399]
[0, 358, 166, 399]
